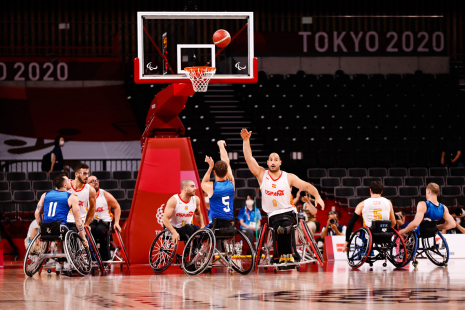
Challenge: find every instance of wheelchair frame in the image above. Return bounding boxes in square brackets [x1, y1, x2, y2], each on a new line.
[401, 228, 449, 268]
[23, 229, 92, 277]
[181, 227, 256, 276]
[346, 225, 407, 268]
[254, 219, 324, 274]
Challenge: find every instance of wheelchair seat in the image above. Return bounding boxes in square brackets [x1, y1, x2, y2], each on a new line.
[211, 218, 235, 239]
[40, 221, 69, 241]
[370, 220, 393, 244]
[418, 220, 438, 238]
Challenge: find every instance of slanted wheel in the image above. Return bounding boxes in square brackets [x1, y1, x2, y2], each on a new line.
[254, 223, 273, 273]
[149, 229, 178, 273]
[64, 231, 92, 276]
[399, 231, 418, 267]
[182, 229, 215, 276]
[115, 228, 130, 268]
[23, 234, 49, 277]
[300, 220, 324, 266]
[229, 229, 256, 275]
[422, 231, 449, 267]
[85, 227, 104, 273]
[346, 227, 372, 268]
[386, 230, 408, 267]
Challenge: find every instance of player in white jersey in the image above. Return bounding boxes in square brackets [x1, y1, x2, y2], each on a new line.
[162, 180, 205, 244]
[87, 175, 121, 261]
[67, 163, 97, 232]
[241, 129, 325, 263]
[343, 181, 396, 252]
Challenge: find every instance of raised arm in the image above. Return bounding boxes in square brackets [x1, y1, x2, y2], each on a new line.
[85, 186, 97, 227]
[69, 195, 88, 247]
[399, 202, 427, 235]
[162, 197, 181, 244]
[241, 129, 265, 182]
[217, 140, 234, 185]
[194, 196, 205, 228]
[287, 173, 325, 210]
[35, 193, 46, 224]
[201, 156, 214, 197]
[104, 191, 122, 232]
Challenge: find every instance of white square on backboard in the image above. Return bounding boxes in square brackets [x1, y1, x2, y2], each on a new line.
[177, 44, 216, 74]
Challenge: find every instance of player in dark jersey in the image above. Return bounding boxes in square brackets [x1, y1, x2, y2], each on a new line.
[35, 174, 89, 271]
[201, 140, 235, 226]
[399, 183, 456, 236]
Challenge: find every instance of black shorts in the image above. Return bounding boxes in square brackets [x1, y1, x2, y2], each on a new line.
[174, 224, 200, 242]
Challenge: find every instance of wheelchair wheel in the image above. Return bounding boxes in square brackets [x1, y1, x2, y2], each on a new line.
[23, 234, 49, 277]
[230, 229, 256, 275]
[399, 231, 418, 267]
[115, 229, 131, 268]
[386, 230, 408, 267]
[346, 227, 372, 268]
[84, 227, 104, 273]
[254, 223, 273, 273]
[182, 229, 215, 276]
[149, 229, 178, 273]
[64, 231, 92, 276]
[422, 231, 449, 266]
[300, 219, 324, 266]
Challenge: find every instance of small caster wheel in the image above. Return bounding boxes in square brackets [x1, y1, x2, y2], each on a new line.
[383, 263, 387, 267]
[296, 266, 300, 272]
[264, 267, 268, 270]
[444, 263, 448, 267]
[229, 269, 234, 276]
[274, 269, 277, 274]
[56, 271, 60, 275]
[92, 269, 95, 275]
[47, 269, 51, 274]
[68, 271, 73, 277]
[412, 261, 418, 268]
[369, 263, 373, 268]
[120, 265, 123, 271]
[313, 262, 316, 265]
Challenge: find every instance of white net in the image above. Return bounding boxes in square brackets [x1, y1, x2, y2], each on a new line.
[184, 67, 216, 92]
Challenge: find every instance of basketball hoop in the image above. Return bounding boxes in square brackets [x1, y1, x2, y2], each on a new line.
[184, 66, 216, 92]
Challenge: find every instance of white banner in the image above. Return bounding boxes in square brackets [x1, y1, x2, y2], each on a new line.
[327, 234, 465, 261]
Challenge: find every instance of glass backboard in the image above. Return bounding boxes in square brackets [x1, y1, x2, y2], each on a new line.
[135, 12, 257, 84]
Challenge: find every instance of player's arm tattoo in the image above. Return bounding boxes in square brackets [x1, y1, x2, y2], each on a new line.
[78, 224, 84, 232]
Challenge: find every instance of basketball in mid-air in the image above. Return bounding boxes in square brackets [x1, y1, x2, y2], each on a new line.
[213, 29, 231, 47]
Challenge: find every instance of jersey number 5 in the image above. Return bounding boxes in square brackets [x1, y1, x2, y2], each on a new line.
[374, 209, 382, 221]
[222, 196, 230, 213]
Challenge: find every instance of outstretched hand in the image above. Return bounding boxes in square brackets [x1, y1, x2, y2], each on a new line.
[217, 140, 227, 148]
[241, 128, 252, 141]
[315, 197, 325, 210]
[205, 156, 214, 169]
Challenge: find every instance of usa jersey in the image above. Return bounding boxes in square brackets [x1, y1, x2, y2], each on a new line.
[209, 180, 234, 220]
[42, 190, 72, 225]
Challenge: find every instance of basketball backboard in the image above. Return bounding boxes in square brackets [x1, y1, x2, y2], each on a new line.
[135, 12, 257, 84]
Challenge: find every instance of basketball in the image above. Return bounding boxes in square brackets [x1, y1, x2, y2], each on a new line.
[213, 29, 231, 47]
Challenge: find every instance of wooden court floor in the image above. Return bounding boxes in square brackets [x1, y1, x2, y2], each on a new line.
[1, 259, 465, 309]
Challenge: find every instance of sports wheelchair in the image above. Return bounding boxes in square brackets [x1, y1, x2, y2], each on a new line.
[181, 219, 256, 276]
[346, 220, 407, 268]
[149, 228, 191, 273]
[85, 221, 131, 274]
[400, 220, 449, 268]
[255, 217, 324, 274]
[23, 222, 92, 277]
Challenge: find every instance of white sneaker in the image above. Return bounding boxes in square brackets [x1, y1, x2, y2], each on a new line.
[56, 262, 63, 271]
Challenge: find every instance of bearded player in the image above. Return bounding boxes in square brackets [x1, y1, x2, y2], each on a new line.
[241, 129, 325, 263]
[162, 180, 205, 244]
[67, 163, 97, 232]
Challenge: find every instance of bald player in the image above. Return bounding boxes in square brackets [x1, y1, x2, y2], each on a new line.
[241, 129, 325, 263]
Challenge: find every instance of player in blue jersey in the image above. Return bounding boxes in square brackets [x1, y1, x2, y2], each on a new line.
[201, 140, 235, 227]
[35, 174, 89, 271]
[399, 183, 456, 236]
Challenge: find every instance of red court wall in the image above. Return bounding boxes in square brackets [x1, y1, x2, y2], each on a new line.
[122, 137, 209, 264]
